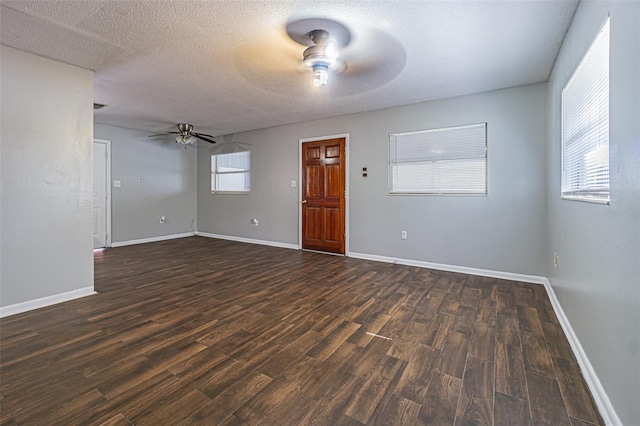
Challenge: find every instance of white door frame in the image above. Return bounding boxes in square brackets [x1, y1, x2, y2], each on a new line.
[93, 138, 112, 248]
[298, 133, 350, 255]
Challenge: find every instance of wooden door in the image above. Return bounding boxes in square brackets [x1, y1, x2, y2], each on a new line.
[301, 138, 346, 254]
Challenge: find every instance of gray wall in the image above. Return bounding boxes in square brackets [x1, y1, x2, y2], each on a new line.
[546, 1, 640, 423]
[0, 46, 94, 307]
[198, 83, 547, 276]
[94, 124, 197, 244]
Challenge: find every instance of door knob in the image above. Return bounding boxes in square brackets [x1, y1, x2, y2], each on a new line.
[300, 200, 308, 204]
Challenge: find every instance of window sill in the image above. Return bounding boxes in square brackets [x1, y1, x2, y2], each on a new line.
[211, 191, 251, 195]
[561, 195, 609, 205]
[388, 192, 487, 197]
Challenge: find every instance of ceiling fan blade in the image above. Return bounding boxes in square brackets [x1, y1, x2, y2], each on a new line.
[192, 134, 216, 144]
[193, 132, 214, 138]
[148, 131, 180, 137]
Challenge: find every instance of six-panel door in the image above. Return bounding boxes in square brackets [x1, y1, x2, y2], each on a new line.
[301, 138, 346, 254]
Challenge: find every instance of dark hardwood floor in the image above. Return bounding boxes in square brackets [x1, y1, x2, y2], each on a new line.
[1, 237, 603, 425]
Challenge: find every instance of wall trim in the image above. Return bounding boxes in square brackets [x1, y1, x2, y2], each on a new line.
[0, 287, 96, 318]
[541, 278, 621, 426]
[347, 251, 547, 285]
[111, 232, 196, 247]
[196, 232, 299, 250]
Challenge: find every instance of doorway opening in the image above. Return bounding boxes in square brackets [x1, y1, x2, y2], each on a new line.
[93, 139, 112, 249]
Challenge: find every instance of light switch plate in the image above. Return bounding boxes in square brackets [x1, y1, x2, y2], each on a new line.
[113, 180, 121, 188]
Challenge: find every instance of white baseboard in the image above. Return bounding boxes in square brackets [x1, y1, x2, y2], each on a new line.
[542, 278, 621, 426]
[111, 232, 195, 247]
[196, 232, 299, 250]
[0, 287, 96, 318]
[347, 251, 547, 285]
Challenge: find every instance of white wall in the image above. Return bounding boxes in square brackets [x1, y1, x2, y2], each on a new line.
[546, 1, 640, 423]
[0, 46, 94, 307]
[198, 83, 547, 277]
[94, 124, 197, 244]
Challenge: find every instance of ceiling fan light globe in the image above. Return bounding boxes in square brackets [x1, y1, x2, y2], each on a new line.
[312, 65, 329, 87]
[175, 134, 194, 144]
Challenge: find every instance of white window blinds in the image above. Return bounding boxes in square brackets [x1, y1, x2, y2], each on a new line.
[561, 17, 610, 203]
[211, 151, 250, 193]
[389, 123, 487, 194]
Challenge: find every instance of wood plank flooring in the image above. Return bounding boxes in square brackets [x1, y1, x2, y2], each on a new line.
[0, 237, 603, 425]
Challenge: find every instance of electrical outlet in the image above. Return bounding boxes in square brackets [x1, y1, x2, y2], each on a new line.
[113, 180, 121, 188]
[290, 180, 297, 188]
[553, 252, 559, 268]
[252, 218, 259, 226]
[160, 216, 166, 223]
[401, 230, 407, 240]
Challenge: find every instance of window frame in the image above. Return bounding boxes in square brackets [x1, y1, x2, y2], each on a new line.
[210, 150, 251, 194]
[560, 16, 610, 205]
[388, 122, 488, 196]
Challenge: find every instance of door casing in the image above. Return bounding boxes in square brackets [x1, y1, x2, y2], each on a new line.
[298, 133, 349, 255]
[93, 138, 112, 248]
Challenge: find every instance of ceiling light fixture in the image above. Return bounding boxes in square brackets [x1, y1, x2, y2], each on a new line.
[303, 29, 339, 88]
[175, 134, 194, 145]
[175, 124, 196, 144]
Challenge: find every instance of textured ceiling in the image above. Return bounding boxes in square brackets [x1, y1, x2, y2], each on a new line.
[0, 0, 578, 137]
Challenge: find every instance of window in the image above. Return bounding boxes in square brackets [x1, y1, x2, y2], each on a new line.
[389, 123, 487, 195]
[562, 17, 610, 203]
[211, 151, 250, 193]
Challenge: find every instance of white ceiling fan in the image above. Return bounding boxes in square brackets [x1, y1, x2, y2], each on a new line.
[287, 18, 351, 89]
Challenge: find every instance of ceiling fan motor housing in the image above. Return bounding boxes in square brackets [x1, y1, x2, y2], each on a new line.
[177, 123, 193, 135]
